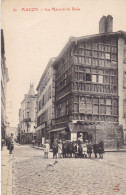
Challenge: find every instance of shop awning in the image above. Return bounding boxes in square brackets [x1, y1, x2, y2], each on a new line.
[50, 127, 66, 133]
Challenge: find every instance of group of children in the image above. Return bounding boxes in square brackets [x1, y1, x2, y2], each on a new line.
[43, 139, 104, 159]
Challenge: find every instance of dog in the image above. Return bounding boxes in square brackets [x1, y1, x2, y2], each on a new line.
[46, 160, 58, 171]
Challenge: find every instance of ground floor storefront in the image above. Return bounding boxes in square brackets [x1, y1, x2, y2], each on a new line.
[35, 121, 123, 149]
[50, 122, 123, 149]
[20, 133, 36, 144]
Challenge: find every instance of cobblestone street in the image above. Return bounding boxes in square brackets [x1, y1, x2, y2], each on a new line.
[12, 145, 126, 195]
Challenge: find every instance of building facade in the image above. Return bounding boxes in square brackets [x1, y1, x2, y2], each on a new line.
[1, 29, 9, 141]
[36, 58, 55, 146]
[19, 84, 37, 144]
[51, 15, 126, 148]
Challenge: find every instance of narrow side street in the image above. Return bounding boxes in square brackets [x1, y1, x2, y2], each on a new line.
[8, 144, 126, 195]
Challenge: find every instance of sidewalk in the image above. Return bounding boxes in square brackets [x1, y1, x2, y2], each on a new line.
[1, 146, 13, 195]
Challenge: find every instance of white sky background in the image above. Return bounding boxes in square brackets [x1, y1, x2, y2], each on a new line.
[1, 0, 126, 127]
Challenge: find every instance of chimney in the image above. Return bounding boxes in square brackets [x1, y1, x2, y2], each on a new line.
[106, 15, 113, 33]
[99, 15, 113, 34]
[99, 16, 107, 34]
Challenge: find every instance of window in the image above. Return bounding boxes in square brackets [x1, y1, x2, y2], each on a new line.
[86, 73, 91, 81]
[92, 69, 97, 74]
[86, 68, 91, 73]
[74, 56, 78, 64]
[86, 57, 91, 65]
[105, 53, 110, 59]
[86, 97, 92, 104]
[111, 54, 117, 60]
[79, 73, 84, 80]
[92, 75, 97, 82]
[112, 99, 118, 106]
[92, 58, 98, 66]
[93, 98, 99, 104]
[85, 43, 92, 49]
[92, 51, 98, 57]
[98, 75, 103, 83]
[99, 105, 106, 114]
[93, 105, 99, 114]
[105, 45, 111, 52]
[78, 49, 84, 55]
[92, 43, 98, 50]
[86, 103, 92, 114]
[100, 98, 105, 104]
[112, 107, 118, 115]
[105, 60, 111, 67]
[104, 75, 110, 84]
[111, 76, 116, 85]
[92, 84, 98, 92]
[99, 59, 104, 67]
[99, 52, 104, 59]
[85, 50, 91, 56]
[74, 104, 79, 112]
[98, 70, 103, 74]
[105, 85, 110, 93]
[106, 106, 111, 115]
[79, 57, 85, 64]
[106, 99, 111, 105]
[99, 44, 104, 51]
[111, 46, 117, 53]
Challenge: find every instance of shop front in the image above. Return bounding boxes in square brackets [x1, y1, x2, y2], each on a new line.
[69, 122, 96, 143]
[49, 127, 70, 148]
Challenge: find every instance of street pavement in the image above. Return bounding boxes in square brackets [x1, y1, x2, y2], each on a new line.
[10, 144, 126, 195]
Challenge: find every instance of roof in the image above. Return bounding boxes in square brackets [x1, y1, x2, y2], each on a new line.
[28, 84, 35, 95]
[54, 31, 126, 65]
[36, 57, 56, 90]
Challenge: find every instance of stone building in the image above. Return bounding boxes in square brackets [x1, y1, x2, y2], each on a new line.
[51, 15, 126, 148]
[1, 29, 9, 141]
[19, 84, 37, 144]
[36, 58, 55, 146]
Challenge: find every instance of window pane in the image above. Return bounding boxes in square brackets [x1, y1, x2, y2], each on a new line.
[99, 75, 103, 83]
[112, 107, 118, 115]
[105, 53, 110, 59]
[99, 52, 104, 59]
[106, 99, 111, 105]
[86, 73, 91, 81]
[86, 103, 92, 114]
[99, 105, 105, 114]
[99, 59, 104, 67]
[93, 105, 99, 114]
[100, 98, 105, 104]
[86, 68, 91, 73]
[105, 60, 111, 67]
[106, 106, 111, 115]
[86, 57, 91, 65]
[93, 98, 99, 104]
[74, 56, 78, 63]
[92, 75, 97, 82]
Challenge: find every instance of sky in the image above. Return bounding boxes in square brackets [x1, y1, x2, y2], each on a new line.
[1, 0, 126, 127]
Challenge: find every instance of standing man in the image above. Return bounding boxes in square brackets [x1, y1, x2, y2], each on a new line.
[9, 133, 14, 154]
[117, 138, 120, 151]
[98, 139, 104, 159]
